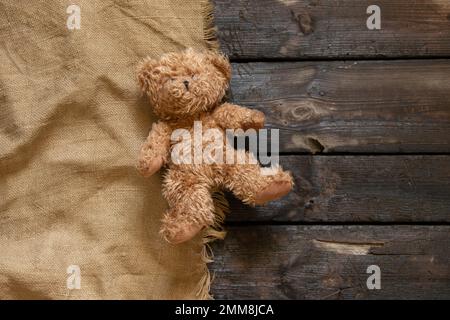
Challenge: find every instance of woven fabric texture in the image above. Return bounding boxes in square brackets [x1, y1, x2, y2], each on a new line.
[0, 0, 215, 299]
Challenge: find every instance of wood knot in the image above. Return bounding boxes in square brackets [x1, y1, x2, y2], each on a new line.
[292, 11, 313, 35]
[306, 137, 324, 153]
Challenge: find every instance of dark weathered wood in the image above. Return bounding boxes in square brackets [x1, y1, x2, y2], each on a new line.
[212, 1, 450, 300]
[226, 155, 450, 222]
[213, 0, 450, 59]
[210, 225, 450, 299]
[229, 60, 450, 153]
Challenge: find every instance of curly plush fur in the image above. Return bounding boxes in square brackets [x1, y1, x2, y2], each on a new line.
[137, 49, 293, 244]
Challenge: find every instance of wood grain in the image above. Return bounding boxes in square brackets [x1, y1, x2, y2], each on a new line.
[210, 225, 450, 299]
[229, 60, 450, 153]
[210, 1, 450, 300]
[226, 155, 450, 222]
[213, 0, 450, 59]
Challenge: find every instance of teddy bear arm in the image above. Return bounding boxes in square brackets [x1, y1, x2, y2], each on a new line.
[137, 121, 171, 177]
[213, 103, 265, 130]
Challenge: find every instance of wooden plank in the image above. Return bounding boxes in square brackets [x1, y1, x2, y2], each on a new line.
[226, 155, 450, 222]
[210, 225, 450, 299]
[213, 0, 450, 59]
[229, 60, 450, 153]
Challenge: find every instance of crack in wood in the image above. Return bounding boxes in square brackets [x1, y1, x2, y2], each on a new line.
[313, 239, 384, 255]
[305, 137, 325, 153]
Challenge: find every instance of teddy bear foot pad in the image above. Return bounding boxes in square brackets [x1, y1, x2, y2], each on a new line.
[254, 180, 292, 205]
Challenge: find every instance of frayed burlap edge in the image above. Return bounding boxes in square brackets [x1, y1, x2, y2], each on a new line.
[202, 0, 220, 52]
[195, 0, 227, 300]
[195, 191, 228, 299]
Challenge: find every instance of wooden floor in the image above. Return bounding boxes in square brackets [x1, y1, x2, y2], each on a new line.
[209, 0, 450, 299]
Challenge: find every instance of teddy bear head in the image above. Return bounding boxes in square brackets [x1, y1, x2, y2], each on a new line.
[137, 49, 231, 120]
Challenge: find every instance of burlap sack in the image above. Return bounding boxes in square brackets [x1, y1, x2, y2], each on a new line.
[0, 0, 220, 299]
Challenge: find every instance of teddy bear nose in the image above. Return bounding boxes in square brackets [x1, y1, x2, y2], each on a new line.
[183, 80, 189, 90]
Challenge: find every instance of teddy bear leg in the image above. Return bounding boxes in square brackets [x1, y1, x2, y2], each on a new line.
[223, 153, 293, 206]
[160, 206, 206, 244]
[161, 171, 215, 244]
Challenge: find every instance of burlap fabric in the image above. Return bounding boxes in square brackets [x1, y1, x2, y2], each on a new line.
[0, 0, 218, 299]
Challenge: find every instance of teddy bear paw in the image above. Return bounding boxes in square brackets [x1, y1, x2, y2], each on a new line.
[162, 222, 205, 244]
[137, 156, 164, 177]
[243, 110, 265, 130]
[252, 110, 266, 129]
[254, 179, 293, 205]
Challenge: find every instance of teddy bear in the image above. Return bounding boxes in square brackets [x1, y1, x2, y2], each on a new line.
[136, 48, 293, 244]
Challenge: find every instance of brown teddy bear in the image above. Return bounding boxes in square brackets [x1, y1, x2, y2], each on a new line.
[137, 49, 293, 244]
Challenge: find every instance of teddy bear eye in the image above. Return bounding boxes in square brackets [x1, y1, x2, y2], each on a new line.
[191, 74, 198, 80]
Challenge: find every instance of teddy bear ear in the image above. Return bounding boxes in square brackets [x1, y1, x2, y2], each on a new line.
[136, 57, 159, 94]
[204, 51, 231, 82]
